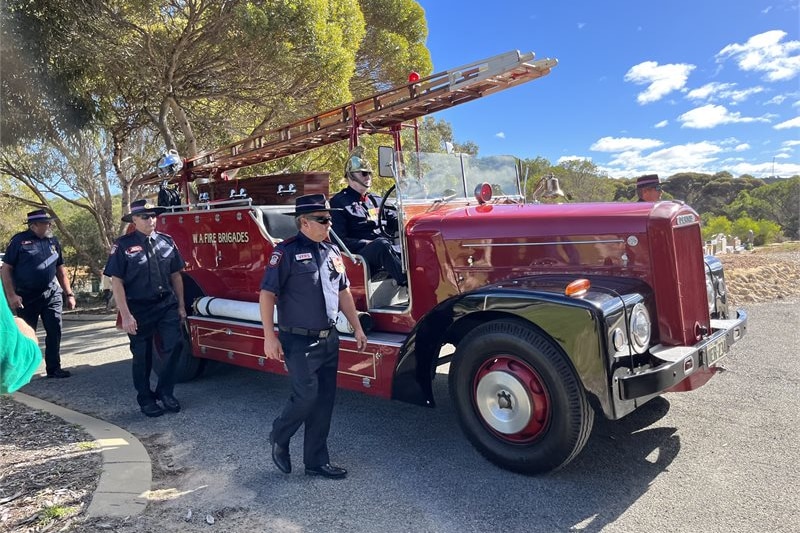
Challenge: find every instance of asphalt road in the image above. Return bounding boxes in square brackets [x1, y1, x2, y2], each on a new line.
[19, 299, 800, 533]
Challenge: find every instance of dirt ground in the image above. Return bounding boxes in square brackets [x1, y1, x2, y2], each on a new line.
[1, 243, 797, 532]
[716, 244, 800, 305]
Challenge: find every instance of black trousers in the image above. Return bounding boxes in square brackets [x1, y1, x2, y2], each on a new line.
[17, 289, 63, 375]
[127, 302, 182, 407]
[358, 237, 406, 286]
[271, 329, 339, 468]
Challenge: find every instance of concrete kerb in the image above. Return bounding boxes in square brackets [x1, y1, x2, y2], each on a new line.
[11, 392, 151, 518]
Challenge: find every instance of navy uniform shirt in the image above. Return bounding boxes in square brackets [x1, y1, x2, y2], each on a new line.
[260, 232, 349, 330]
[330, 186, 398, 252]
[4, 229, 64, 293]
[103, 231, 186, 304]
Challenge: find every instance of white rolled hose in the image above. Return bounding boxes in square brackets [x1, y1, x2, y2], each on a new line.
[193, 296, 372, 334]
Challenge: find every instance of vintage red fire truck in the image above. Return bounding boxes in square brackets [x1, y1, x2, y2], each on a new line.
[138, 50, 747, 474]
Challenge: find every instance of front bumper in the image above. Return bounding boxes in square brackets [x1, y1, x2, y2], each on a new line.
[618, 309, 748, 400]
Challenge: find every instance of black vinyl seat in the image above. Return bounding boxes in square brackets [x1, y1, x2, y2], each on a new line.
[260, 207, 298, 241]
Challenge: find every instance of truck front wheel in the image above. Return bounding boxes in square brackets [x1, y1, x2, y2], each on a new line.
[449, 319, 593, 474]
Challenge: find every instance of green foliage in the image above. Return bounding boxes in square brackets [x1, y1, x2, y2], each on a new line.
[702, 213, 781, 246]
[726, 176, 799, 239]
[701, 215, 732, 241]
[0, 0, 99, 146]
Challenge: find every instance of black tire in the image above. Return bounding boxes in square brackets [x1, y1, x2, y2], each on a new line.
[153, 326, 205, 383]
[449, 319, 593, 474]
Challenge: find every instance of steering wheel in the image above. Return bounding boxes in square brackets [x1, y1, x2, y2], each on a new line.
[378, 184, 399, 239]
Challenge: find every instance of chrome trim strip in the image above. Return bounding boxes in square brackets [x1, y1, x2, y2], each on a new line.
[461, 239, 625, 247]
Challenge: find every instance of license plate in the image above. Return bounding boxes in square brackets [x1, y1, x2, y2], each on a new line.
[704, 335, 728, 366]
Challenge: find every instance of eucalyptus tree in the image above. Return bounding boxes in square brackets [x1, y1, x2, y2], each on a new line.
[0, 0, 431, 271]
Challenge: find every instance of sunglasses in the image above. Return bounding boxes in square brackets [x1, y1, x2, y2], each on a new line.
[306, 215, 332, 224]
[137, 213, 158, 220]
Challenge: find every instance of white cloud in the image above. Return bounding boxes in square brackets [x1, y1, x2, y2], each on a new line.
[654, 120, 669, 128]
[602, 141, 724, 177]
[774, 116, 800, 129]
[678, 104, 769, 129]
[781, 140, 800, 148]
[590, 136, 664, 152]
[557, 155, 591, 164]
[687, 82, 763, 104]
[765, 94, 787, 105]
[495, 132, 506, 139]
[734, 143, 750, 152]
[774, 152, 791, 159]
[717, 30, 800, 82]
[577, 22, 586, 29]
[624, 61, 696, 104]
[687, 82, 736, 101]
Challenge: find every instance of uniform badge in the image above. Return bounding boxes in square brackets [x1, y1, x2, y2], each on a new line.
[332, 256, 345, 273]
[109, 244, 118, 255]
[21, 240, 32, 245]
[125, 245, 143, 256]
[368, 207, 378, 222]
[295, 252, 313, 261]
[269, 250, 283, 267]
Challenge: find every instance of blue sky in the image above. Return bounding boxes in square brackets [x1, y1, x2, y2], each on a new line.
[416, 0, 799, 179]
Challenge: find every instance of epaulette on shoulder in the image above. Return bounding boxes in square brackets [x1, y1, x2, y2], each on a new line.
[281, 236, 298, 246]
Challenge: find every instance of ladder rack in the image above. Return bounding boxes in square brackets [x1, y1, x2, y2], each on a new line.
[140, 50, 557, 185]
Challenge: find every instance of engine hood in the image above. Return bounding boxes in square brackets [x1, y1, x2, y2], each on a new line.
[406, 200, 693, 240]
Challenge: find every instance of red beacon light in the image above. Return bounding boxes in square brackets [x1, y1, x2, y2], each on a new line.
[474, 182, 493, 204]
[408, 71, 420, 83]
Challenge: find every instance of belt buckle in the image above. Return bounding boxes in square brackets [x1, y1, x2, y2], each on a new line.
[319, 329, 329, 339]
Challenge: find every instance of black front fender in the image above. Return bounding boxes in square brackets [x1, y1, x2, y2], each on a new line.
[392, 281, 626, 411]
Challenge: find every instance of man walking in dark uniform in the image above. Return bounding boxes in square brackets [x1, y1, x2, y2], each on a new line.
[1, 209, 76, 378]
[330, 148, 407, 291]
[260, 194, 368, 479]
[104, 199, 186, 417]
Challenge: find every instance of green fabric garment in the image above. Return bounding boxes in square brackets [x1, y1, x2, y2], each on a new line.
[0, 282, 42, 394]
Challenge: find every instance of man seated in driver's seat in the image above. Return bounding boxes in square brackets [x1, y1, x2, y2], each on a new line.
[330, 148, 407, 292]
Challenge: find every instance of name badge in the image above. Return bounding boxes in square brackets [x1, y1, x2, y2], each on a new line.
[125, 245, 143, 256]
[295, 252, 313, 261]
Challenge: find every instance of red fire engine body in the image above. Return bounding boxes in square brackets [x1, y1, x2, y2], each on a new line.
[139, 50, 747, 474]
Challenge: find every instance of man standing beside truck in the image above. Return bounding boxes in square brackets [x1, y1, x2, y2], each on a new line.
[260, 194, 367, 479]
[636, 174, 662, 202]
[104, 200, 186, 418]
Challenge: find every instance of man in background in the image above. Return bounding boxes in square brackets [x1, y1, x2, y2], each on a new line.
[1, 209, 76, 378]
[636, 174, 662, 202]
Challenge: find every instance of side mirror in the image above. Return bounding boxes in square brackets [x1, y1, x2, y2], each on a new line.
[378, 146, 395, 178]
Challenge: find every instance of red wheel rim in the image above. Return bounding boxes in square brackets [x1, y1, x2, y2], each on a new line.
[472, 355, 550, 443]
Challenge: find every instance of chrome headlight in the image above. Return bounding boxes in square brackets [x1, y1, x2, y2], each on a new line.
[629, 302, 651, 354]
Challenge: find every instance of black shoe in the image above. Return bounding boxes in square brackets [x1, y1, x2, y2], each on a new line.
[46, 369, 71, 378]
[158, 394, 181, 413]
[305, 463, 347, 479]
[140, 403, 164, 417]
[271, 442, 291, 474]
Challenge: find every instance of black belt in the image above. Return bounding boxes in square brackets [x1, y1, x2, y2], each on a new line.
[128, 293, 171, 305]
[279, 326, 334, 338]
